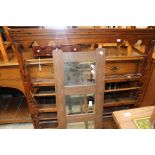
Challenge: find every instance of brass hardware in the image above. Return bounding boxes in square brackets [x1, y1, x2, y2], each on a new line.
[110, 66, 120, 72]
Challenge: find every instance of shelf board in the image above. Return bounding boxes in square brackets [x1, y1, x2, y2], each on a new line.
[105, 73, 142, 83]
[33, 89, 56, 97]
[33, 92, 56, 97]
[25, 58, 53, 65]
[38, 104, 57, 113]
[103, 104, 135, 116]
[104, 97, 136, 108]
[105, 86, 141, 93]
[39, 112, 57, 121]
[32, 78, 55, 87]
[106, 57, 144, 61]
[39, 120, 58, 129]
[31, 74, 141, 87]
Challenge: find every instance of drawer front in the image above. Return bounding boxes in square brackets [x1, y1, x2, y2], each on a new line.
[32, 46, 46, 57]
[61, 45, 81, 52]
[28, 64, 54, 79]
[33, 50, 46, 57]
[45, 46, 53, 56]
[106, 61, 141, 75]
[0, 67, 21, 80]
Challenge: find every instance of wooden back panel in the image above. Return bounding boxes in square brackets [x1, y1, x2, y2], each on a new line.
[9, 28, 155, 48]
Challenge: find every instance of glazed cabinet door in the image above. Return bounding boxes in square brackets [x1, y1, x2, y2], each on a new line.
[53, 49, 105, 129]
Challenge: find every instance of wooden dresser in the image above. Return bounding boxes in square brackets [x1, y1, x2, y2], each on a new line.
[0, 27, 155, 128]
[27, 46, 146, 127]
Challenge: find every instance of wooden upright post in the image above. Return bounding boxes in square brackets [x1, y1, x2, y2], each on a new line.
[0, 33, 9, 63]
[127, 43, 132, 56]
[3, 26, 12, 42]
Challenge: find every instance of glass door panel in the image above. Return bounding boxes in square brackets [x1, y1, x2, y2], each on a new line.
[65, 94, 95, 115]
[64, 61, 96, 86]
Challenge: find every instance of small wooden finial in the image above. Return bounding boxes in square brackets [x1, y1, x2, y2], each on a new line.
[98, 43, 104, 48]
[90, 44, 95, 49]
[32, 41, 39, 47]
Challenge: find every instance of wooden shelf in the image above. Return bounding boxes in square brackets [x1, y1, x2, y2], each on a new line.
[32, 74, 141, 87]
[32, 78, 55, 87]
[33, 92, 56, 97]
[4, 27, 153, 128]
[25, 58, 53, 65]
[106, 57, 145, 61]
[105, 86, 141, 93]
[105, 73, 142, 83]
[33, 87, 56, 97]
[39, 112, 57, 121]
[39, 120, 58, 129]
[38, 104, 57, 113]
[104, 105, 134, 116]
[104, 97, 136, 108]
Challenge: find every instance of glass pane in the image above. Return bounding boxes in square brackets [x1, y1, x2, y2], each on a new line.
[65, 94, 95, 115]
[67, 121, 94, 129]
[64, 61, 96, 86]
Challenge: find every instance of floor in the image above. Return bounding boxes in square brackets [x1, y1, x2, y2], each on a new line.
[0, 123, 33, 129]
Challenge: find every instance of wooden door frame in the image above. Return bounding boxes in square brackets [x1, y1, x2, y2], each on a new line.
[53, 49, 105, 129]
